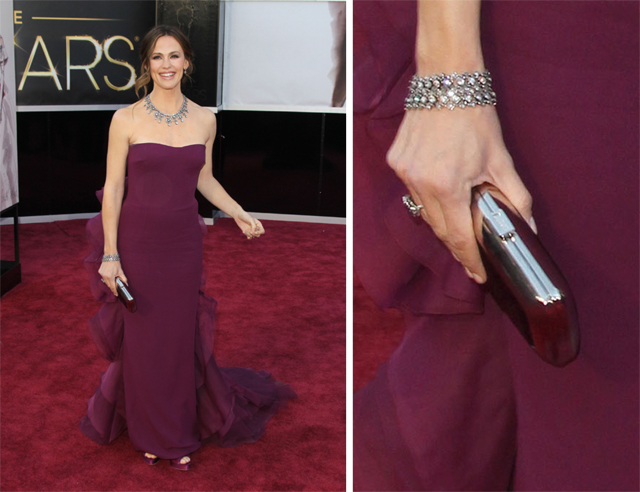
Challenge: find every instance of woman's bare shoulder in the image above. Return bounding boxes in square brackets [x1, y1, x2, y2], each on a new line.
[187, 100, 216, 142]
[113, 99, 146, 123]
[111, 100, 145, 126]
[110, 100, 145, 142]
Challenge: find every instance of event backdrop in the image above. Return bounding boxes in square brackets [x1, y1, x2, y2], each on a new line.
[13, 0, 345, 113]
[1, 36, 19, 211]
[157, 0, 223, 108]
[1, 0, 19, 211]
[13, 1, 155, 107]
[9, 0, 346, 219]
[223, 1, 346, 112]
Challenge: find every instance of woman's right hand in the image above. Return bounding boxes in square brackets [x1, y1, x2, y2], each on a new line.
[386, 105, 534, 284]
[385, 0, 535, 284]
[98, 260, 128, 297]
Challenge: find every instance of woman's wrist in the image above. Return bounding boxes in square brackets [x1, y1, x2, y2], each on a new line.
[228, 204, 244, 220]
[415, 47, 485, 76]
[416, 31, 484, 75]
[104, 248, 118, 255]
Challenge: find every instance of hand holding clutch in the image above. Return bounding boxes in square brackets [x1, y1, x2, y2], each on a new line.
[471, 184, 580, 367]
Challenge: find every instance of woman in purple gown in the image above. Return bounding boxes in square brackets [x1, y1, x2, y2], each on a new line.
[80, 25, 296, 470]
[354, 1, 638, 490]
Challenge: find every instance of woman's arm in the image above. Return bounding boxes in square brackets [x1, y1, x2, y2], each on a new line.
[387, 0, 534, 283]
[98, 108, 130, 295]
[196, 111, 264, 238]
[415, 0, 484, 75]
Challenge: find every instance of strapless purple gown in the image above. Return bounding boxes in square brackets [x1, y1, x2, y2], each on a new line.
[80, 143, 296, 459]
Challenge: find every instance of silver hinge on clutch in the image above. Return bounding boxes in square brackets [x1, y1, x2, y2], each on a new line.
[116, 278, 134, 301]
[478, 193, 562, 305]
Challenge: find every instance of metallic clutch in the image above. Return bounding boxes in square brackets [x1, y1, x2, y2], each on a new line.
[471, 184, 580, 367]
[115, 277, 137, 313]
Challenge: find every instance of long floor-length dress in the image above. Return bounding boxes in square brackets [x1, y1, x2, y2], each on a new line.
[354, 1, 638, 490]
[80, 142, 297, 459]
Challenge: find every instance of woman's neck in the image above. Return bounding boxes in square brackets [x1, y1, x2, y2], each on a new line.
[148, 87, 184, 114]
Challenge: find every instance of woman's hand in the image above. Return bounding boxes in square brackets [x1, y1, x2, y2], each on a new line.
[386, 105, 534, 283]
[233, 210, 265, 240]
[98, 260, 128, 296]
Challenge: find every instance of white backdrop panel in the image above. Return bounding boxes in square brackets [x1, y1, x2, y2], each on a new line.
[223, 1, 342, 112]
[0, 1, 19, 210]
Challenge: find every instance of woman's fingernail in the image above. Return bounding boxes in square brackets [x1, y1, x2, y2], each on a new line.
[472, 273, 485, 284]
[464, 267, 474, 279]
[452, 252, 460, 262]
[528, 217, 538, 234]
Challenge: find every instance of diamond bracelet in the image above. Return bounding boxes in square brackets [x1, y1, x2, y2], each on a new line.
[404, 70, 497, 111]
[102, 254, 121, 262]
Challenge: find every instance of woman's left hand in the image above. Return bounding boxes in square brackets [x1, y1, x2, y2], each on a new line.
[234, 210, 265, 240]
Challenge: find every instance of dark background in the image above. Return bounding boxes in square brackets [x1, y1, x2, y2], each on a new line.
[157, 0, 222, 107]
[16, 110, 346, 218]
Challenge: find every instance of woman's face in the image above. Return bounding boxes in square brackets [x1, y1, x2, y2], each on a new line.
[148, 35, 189, 91]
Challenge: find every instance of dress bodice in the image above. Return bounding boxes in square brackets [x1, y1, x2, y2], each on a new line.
[125, 143, 206, 210]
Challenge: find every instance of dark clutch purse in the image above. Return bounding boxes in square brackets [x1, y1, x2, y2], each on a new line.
[471, 184, 580, 367]
[115, 277, 137, 313]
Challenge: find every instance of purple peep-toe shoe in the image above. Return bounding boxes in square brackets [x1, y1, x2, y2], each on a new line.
[170, 456, 191, 471]
[143, 453, 160, 465]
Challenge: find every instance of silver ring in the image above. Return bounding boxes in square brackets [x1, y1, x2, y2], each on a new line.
[402, 194, 424, 217]
[101, 278, 105, 283]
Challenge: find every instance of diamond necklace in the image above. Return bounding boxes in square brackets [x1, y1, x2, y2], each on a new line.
[144, 94, 188, 127]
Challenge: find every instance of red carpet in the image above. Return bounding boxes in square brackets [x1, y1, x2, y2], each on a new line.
[1, 218, 345, 491]
[353, 271, 405, 393]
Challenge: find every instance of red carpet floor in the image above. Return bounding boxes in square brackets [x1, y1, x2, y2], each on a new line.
[352, 271, 405, 394]
[1, 218, 345, 491]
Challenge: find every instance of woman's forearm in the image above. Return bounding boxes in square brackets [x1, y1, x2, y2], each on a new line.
[416, 0, 484, 74]
[101, 184, 125, 255]
[197, 176, 243, 219]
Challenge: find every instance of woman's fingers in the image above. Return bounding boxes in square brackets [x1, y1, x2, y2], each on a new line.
[242, 216, 265, 239]
[249, 218, 264, 237]
[108, 276, 118, 296]
[408, 185, 447, 238]
[491, 156, 536, 232]
[106, 277, 118, 296]
[110, 272, 128, 296]
[100, 264, 127, 296]
[495, 168, 538, 234]
[409, 184, 485, 282]
[439, 197, 486, 282]
[116, 274, 128, 290]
